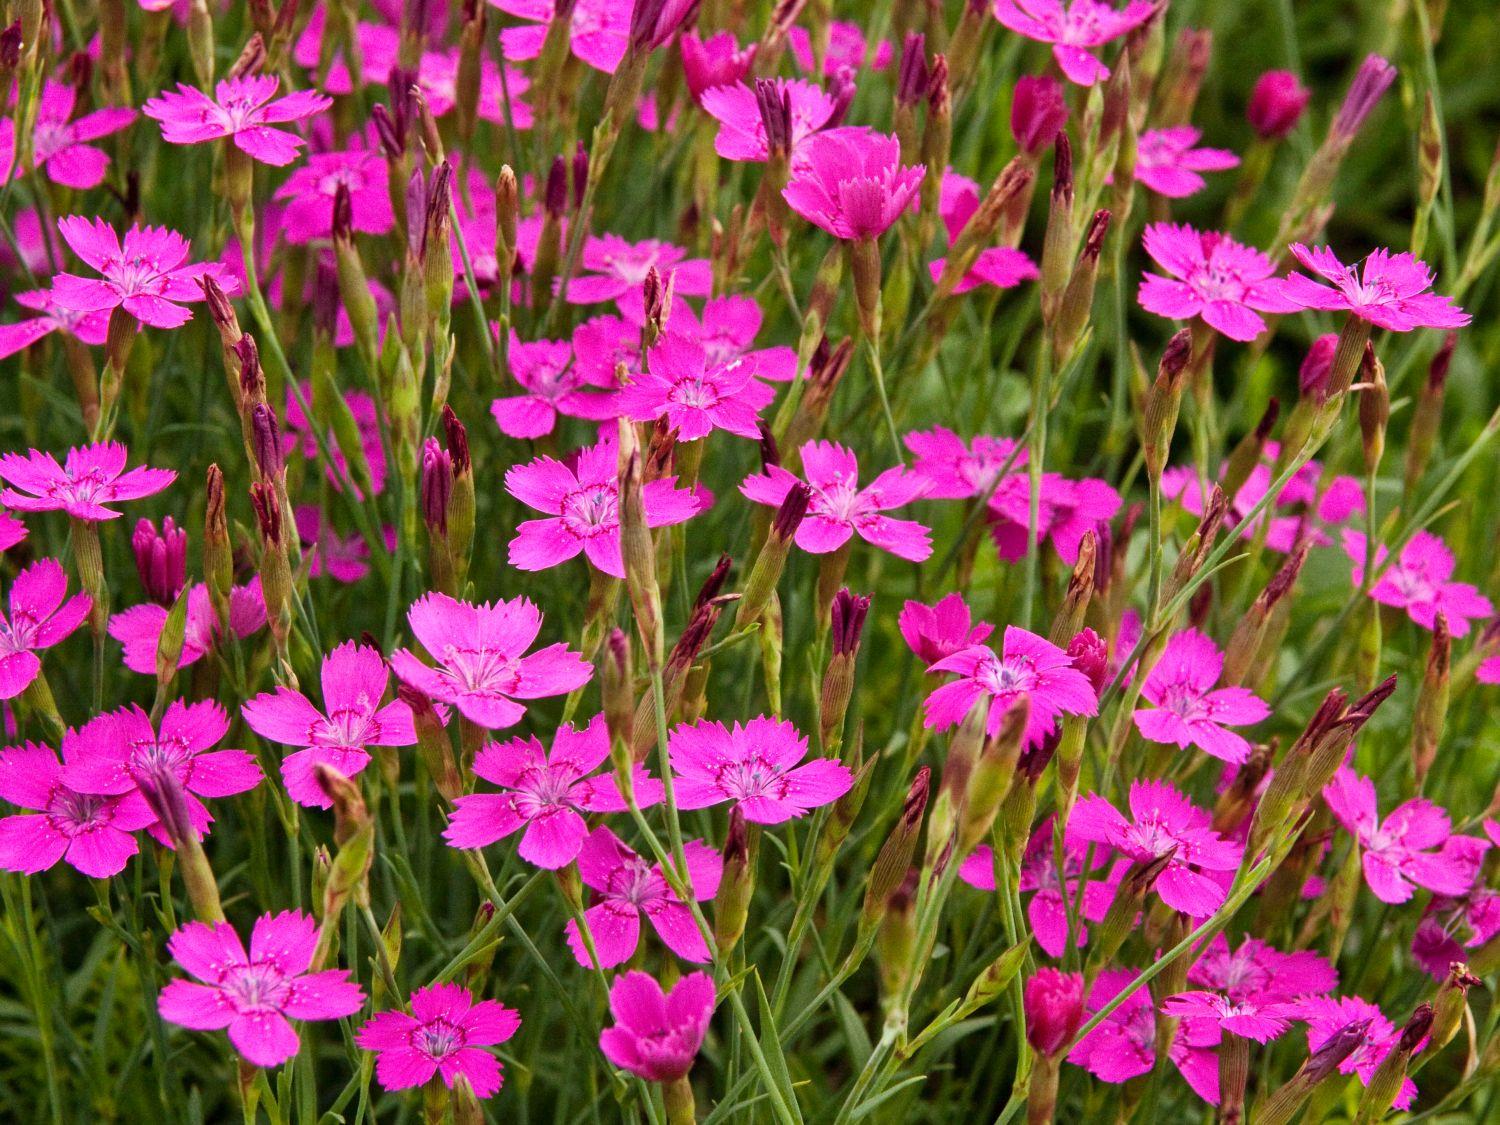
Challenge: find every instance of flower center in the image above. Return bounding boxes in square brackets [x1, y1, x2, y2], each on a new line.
[560, 484, 619, 537]
[226, 961, 293, 1013]
[416, 1018, 465, 1060]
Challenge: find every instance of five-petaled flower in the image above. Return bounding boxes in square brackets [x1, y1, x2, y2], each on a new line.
[49, 217, 233, 329]
[356, 982, 520, 1097]
[992, 0, 1157, 87]
[0, 441, 176, 521]
[1137, 223, 1297, 341]
[489, 334, 620, 440]
[143, 75, 333, 166]
[1133, 127, 1239, 198]
[618, 332, 775, 441]
[1343, 530, 1493, 636]
[599, 971, 716, 1083]
[26, 80, 137, 189]
[668, 716, 854, 823]
[1276, 244, 1471, 332]
[1132, 629, 1270, 764]
[110, 580, 268, 675]
[782, 128, 926, 241]
[1300, 996, 1421, 1110]
[898, 592, 994, 666]
[700, 78, 838, 163]
[0, 559, 91, 699]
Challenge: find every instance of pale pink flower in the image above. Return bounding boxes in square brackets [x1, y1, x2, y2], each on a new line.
[928, 170, 1040, 294]
[987, 472, 1121, 565]
[110, 580, 267, 675]
[444, 714, 662, 867]
[679, 31, 757, 101]
[668, 716, 853, 824]
[1300, 996, 1418, 1110]
[505, 436, 709, 578]
[0, 559, 90, 699]
[925, 626, 1098, 747]
[783, 127, 925, 240]
[1137, 223, 1297, 341]
[564, 826, 722, 967]
[275, 149, 395, 243]
[490, 334, 620, 439]
[0, 441, 175, 521]
[565, 235, 712, 305]
[992, 0, 1156, 86]
[905, 426, 1026, 499]
[243, 642, 417, 809]
[1277, 244, 1471, 331]
[49, 217, 233, 329]
[618, 332, 775, 441]
[0, 289, 111, 359]
[491, 0, 630, 74]
[699, 78, 837, 162]
[599, 971, 716, 1082]
[26, 80, 137, 189]
[787, 21, 892, 75]
[1133, 629, 1270, 763]
[741, 440, 932, 562]
[356, 982, 520, 1098]
[1134, 127, 1239, 198]
[157, 911, 364, 1067]
[1343, 529, 1493, 636]
[1161, 991, 1298, 1043]
[898, 593, 994, 666]
[143, 75, 332, 165]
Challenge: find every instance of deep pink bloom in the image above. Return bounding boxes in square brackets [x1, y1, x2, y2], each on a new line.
[992, 0, 1156, 86]
[1011, 74, 1069, 154]
[787, 21, 892, 75]
[700, 78, 837, 162]
[143, 75, 332, 165]
[1137, 223, 1297, 341]
[110, 580, 267, 675]
[445, 714, 662, 867]
[1412, 889, 1500, 978]
[987, 472, 1121, 565]
[906, 426, 1026, 499]
[1067, 969, 1157, 1082]
[1188, 933, 1337, 1004]
[491, 0, 630, 74]
[157, 911, 364, 1067]
[50, 217, 233, 329]
[1161, 991, 1297, 1042]
[1323, 767, 1487, 904]
[898, 593, 994, 666]
[505, 436, 710, 578]
[296, 506, 374, 584]
[1068, 779, 1243, 917]
[1248, 70, 1310, 139]
[618, 332, 775, 441]
[565, 235, 711, 305]
[668, 716, 853, 824]
[27, 80, 136, 189]
[0, 741, 155, 878]
[490, 334, 620, 439]
[741, 440, 932, 561]
[0, 559, 90, 699]
[1277, 244, 1471, 331]
[1343, 530, 1493, 637]
[679, 31, 757, 101]
[243, 642, 417, 809]
[356, 982, 519, 1097]
[390, 593, 591, 730]
[783, 128, 925, 240]
[925, 626, 1098, 747]
[1298, 332, 1339, 398]
[1133, 629, 1270, 763]
[0, 441, 175, 521]
[1025, 969, 1085, 1055]
[564, 826, 721, 967]
[928, 170, 1040, 294]
[275, 149, 395, 243]
[132, 516, 187, 605]
[1300, 996, 1418, 1110]
[573, 313, 642, 385]
[1134, 127, 1239, 198]
[1332, 55, 1398, 143]
[0, 510, 26, 551]
[599, 971, 715, 1082]
[0, 289, 111, 360]
[657, 295, 798, 381]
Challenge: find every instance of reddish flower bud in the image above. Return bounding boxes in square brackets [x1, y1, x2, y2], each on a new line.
[1011, 74, 1068, 155]
[772, 482, 812, 540]
[1024, 969, 1084, 1056]
[544, 155, 568, 219]
[754, 78, 792, 159]
[421, 437, 454, 533]
[249, 482, 282, 544]
[441, 404, 471, 474]
[830, 589, 871, 657]
[132, 517, 187, 606]
[1299, 333, 1339, 400]
[895, 33, 928, 108]
[249, 403, 283, 479]
[1067, 628, 1109, 693]
[1248, 70, 1310, 139]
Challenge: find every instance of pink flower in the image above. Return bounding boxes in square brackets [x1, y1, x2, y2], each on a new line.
[1025, 969, 1085, 1055]
[1299, 332, 1340, 398]
[1132, 629, 1270, 763]
[492, 0, 630, 74]
[157, 911, 364, 1067]
[0, 441, 175, 521]
[0, 289, 111, 360]
[679, 31, 757, 101]
[490, 334, 620, 439]
[1134, 127, 1239, 198]
[899, 593, 994, 666]
[906, 426, 1026, 499]
[445, 714, 662, 867]
[1276, 244, 1471, 332]
[1323, 767, 1486, 904]
[564, 826, 721, 967]
[1248, 70, 1310, 139]
[27, 80, 136, 189]
[565, 234, 712, 306]
[285, 384, 388, 498]
[1067, 969, 1156, 1082]
[1480, 654, 1500, 685]
[1300, 996, 1418, 1110]
[1137, 223, 1297, 341]
[143, 75, 332, 166]
[132, 516, 187, 605]
[1067, 779, 1243, 917]
[110, 580, 267, 675]
[668, 716, 853, 823]
[741, 440, 933, 562]
[987, 472, 1121, 565]
[658, 295, 798, 381]
[787, 21, 892, 75]
[924, 626, 1099, 747]
[1011, 74, 1069, 154]
[1161, 991, 1297, 1042]
[1342, 530, 1493, 637]
[1411, 890, 1500, 978]
[1188, 933, 1338, 1004]
[618, 332, 775, 441]
[927, 169, 1040, 294]
[356, 982, 520, 1098]
[505, 436, 709, 578]
[700, 78, 837, 162]
[782, 127, 925, 240]
[0, 559, 91, 699]
[0, 511, 26, 551]
[390, 593, 591, 730]
[296, 506, 374, 584]
[275, 149, 395, 243]
[0, 741, 155, 878]
[599, 971, 715, 1083]
[49, 217, 233, 329]
[992, 0, 1156, 86]
[243, 642, 417, 809]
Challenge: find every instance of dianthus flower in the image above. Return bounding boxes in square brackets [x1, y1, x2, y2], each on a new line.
[491, 0, 630, 73]
[0, 441, 175, 520]
[1276, 244, 1470, 332]
[1300, 996, 1420, 1110]
[787, 21, 892, 75]
[1343, 530, 1493, 636]
[0, 559, 91, 699]
[659, 295, 797, 381]
[599, 971, 716, 1082]
[490, 334, 620, 439]
[26, 80, 137, 189]
[1132, 629, 1270, 763]
[992, 0, 1156, 86]
[700, 78, 837, 162]
[110, 580, 267, 675]
[1134, 127, 1239, 198]
[987, 472, 1120, 565]
[356, 982, 520, 1097]
[667, 716, 853, 823]
[928, 170, 1039, 294]
[49, 218, 233, 329]
[1137, 223, 1297, 341]
[565, 235, 712, 305]
[678, 31, 757, 102]
[0, 289, 111, 359]
[275, 149, 395, 243]
[782, 128, 925, 240]
[898, 592, 994, 666]
[906, 427, 1026, 500]
[617, 332, 775, 441]
[143, 75, 332, 165]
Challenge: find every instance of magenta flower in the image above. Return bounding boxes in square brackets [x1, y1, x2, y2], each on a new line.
[1277, 244, 1471, 331]
[243, 642, 417, 809]
[1323, 767, 1486, 904]
[110, 580, 267, 675]
[26, 80, 136, 189]
[599, 971, 716, 1083]
[143, 75, 332, 166]
[1133, 127, 1239, 198]
[618, 332, 775, 441]
[564, 826, 722, 967]
[1300, 996, 1419, 1110]
[565, 234, 712, 305]
[0, 741, 155, 878]
[0, 511, 26, 551]
[1248, 70, 1311, 140]
[157, 911, 364, 1067]
[668, 716, 854, 824]
[1067, 969, 1157, 1083]
[573, 314, 642, 385]
[1161, 991, 1297, 1043]
[0, 442, 175, 521]
[1412, 889, 1500, 978]
[1343, 530, 1493, 637]
[992, 0, 1156, 86]
[132, 516, 187, 606]
[1011, 75, 1070, 154]
[1137, 223, 1297, 341]
[0, 559, 91, 699]
[1481, 655, 1500, 685]
[50, 217, 233, 329]
[1025, 969, 1085, 1055]
[1188, 933, 1338, 1004]
[787, 21, 892, 75]
[679, 31, 757, 102]
[741, 440, 933, 562]
[492, 0, 630, 74]
[928, 170, 1040, 294]
[356, 982, 520, 1098]
[285, 384, 388, 498]
[0, 289, 111, 360]
[1067, 779, 1243, 917]
[898, 593, 994, 666]
[1132, 629, 1270, 764]
[505, 436, 709, 578]
[275, 149, 395, 243]
[390, 594, 591, 730]
[444, 714, 663, 868]
[296, 507, 375, 584]
[906, 426, 1026, 500]
[700, 78, 837, 162]
[925, 626, 1099, 747]
[783, 128, 925, 241]
[986, 472, 1120, 565]
[659, 295, 798, 382]
[490, 334, 620, 439]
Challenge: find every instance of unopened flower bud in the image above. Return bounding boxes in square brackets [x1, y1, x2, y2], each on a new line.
[1024, 969, 1084, 1057]
[1039, 133, 1075, 324]
[895, 32, 928, 109]
[249, 402, 283, 480]
[1248, 70, 1310, 140]
[1412, 614, 1450, 786]
[421, 437, 453, 534]
[863, 769, 929, 930]
[714, 809, 756, 955]
[1142, 329, 1194, 480]
[133, 516, 187, 606]
[1011, 75, 1068, 156]
[1332, 54, 1397, 145]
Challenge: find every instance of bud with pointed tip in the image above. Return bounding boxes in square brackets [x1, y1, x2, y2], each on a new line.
[133, 517, 187, 606]
[1412, 614, 1451, 786]
[863, 769, 929, 931]
[714, 809, 756, 955]
[1039, 133, 1075, 325]
[1142, 329, 1194, 481]
[1012, 75, 1068, 156]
